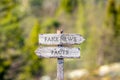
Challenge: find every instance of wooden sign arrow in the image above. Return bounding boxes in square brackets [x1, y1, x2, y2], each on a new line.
[39, 34, 85, 45]
[35, 47, 80, 58]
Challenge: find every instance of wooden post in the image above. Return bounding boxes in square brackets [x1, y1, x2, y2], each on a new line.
[57, 58, 64, 80]
[57, 29, 64, 80]
[35, 29, 85, 80]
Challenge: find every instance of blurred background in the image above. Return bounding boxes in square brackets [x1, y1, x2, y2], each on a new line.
[0, 0, 120, 80]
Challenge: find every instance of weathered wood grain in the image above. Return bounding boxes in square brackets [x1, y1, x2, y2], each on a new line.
[35, 47, 80, 58]
[39, 34, 85, 45]
[57, 58, 64, 80]
[57, 30, 64, 80]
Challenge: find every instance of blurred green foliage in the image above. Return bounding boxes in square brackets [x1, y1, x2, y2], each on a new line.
[61, 0, 78, 13]
[0, 0, 120, 80]
[0, 0, 24, 80]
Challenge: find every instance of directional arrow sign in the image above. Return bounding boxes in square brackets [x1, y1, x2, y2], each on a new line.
[35, 47, 80, 58]
[39, 34, 85, 45]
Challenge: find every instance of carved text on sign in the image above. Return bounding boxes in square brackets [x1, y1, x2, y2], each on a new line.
[35, 47, 80, 58]
[51, 48, 69, 56]
[39, 34, 85, 45]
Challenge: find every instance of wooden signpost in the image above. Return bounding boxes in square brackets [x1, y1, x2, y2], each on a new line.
[35, 30, 85, 80]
